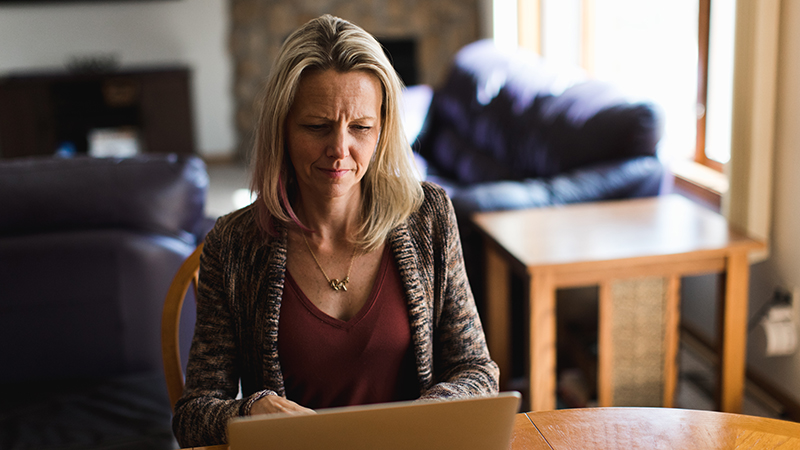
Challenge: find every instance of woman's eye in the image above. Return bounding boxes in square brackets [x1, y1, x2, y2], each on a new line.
[352, 125, 372, 131]
[305, 124, 326, 131]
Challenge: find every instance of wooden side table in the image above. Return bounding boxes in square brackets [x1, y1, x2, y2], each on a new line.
[472, 195, 766, 412]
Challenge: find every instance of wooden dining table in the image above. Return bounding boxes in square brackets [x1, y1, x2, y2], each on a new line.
[514, 408, 800, 449]
[183, 407, 800, 449]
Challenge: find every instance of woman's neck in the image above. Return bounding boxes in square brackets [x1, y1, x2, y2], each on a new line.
[294, 189, 361, 242]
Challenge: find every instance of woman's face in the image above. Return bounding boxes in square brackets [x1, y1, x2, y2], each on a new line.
[285, 69, 382, 203]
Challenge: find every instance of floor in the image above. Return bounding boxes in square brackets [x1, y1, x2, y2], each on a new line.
[676, 341, 783, 419]
[204, 161, 786, 420]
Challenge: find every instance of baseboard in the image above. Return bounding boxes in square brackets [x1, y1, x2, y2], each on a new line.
[681, 323, 800, 421]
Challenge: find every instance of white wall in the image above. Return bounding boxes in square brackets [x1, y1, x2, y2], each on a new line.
[745, 0, 800, 405]
[0, 0, 235, 158]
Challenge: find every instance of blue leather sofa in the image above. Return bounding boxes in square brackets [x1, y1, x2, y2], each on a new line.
[407, 40, 666, 315]
[0, 154, 211, 449]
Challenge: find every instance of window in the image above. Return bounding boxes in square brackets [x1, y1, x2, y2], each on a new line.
[495, 0, 736, 174]
[704, 0, 736, 168]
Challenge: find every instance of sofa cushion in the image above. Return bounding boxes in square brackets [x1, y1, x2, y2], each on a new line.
[0, 154, 208, 244]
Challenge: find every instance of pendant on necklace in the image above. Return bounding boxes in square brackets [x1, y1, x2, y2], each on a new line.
[330, 277, 349, 291]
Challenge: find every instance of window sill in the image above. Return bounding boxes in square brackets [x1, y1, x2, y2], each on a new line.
[669, 160, 728, 213]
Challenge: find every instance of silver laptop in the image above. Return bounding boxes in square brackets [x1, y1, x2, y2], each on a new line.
[228, 391, 522, 450]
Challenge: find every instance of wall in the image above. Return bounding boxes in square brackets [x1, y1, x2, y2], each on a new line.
[0, 0, 235, 158]
[745, 0, 800, 405]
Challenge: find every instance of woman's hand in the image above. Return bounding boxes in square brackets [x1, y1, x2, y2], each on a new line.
[250, 395, 316, 416]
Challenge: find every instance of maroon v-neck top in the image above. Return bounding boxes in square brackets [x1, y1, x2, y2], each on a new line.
[279, 245, 419, 409]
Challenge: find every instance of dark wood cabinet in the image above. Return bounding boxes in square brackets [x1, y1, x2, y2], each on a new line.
[0, 67, 195, 158]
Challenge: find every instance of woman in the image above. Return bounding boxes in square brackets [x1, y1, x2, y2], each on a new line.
[173, 14, 498, 447]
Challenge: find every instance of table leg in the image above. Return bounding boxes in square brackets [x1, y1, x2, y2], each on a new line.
[719, 250, 749, 413]
[529, 269, 556, 411]
[485, 242, 511, 388]
[663, 275, 682, 408]
[597, 282, 614, 407]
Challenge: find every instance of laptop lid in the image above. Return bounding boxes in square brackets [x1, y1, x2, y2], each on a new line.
[228, 391, 522, 450]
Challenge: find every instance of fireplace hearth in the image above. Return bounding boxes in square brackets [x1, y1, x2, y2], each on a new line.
[380, 38, 419, 86]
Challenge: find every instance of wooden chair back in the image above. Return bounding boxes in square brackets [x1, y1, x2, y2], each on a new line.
[161, 243, 203, 411]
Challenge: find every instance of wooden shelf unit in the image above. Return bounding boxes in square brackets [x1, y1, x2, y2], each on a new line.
[0, 66, 195, 158]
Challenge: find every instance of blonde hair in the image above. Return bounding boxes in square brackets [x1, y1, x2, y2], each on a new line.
[250, 14, 424, 252]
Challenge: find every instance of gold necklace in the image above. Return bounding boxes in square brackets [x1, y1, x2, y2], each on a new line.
[301, 231, 357, 292]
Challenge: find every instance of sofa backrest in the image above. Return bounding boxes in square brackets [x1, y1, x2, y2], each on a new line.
[0, 154, 208, 243]
[0, 154, 205, 382]
[417, 39, 663, 184]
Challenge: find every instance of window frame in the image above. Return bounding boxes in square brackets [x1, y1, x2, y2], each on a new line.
[695, 0, 724, 173]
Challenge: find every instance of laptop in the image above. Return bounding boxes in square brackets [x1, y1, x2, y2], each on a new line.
[227, 391, 522, 450]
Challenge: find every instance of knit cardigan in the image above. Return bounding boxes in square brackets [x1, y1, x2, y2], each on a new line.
[172, 182, 499, 447]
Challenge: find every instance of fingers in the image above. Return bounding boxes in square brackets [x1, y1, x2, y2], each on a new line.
[250, 395, 316, 416]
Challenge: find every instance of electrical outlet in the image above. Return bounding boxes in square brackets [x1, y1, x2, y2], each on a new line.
[768, 304, 793, 322]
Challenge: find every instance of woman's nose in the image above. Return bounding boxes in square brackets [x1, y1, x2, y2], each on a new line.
[326, 125, 350, 159]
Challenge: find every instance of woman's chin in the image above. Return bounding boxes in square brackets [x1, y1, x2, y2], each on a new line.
[301, 182, 361, 203]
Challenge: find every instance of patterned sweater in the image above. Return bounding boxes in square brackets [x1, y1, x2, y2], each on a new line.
[172, 182, 499, 447]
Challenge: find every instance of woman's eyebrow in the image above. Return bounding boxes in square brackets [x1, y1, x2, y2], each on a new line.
[301, 114, 378, 121]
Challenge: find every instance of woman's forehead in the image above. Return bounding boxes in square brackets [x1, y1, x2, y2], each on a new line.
[291, 69, 383, 118]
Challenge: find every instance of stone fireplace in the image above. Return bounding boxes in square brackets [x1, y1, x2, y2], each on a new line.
[229, 0, 483, 158]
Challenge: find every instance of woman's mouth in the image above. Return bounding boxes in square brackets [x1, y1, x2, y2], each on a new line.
[320, 168, 350, 179]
